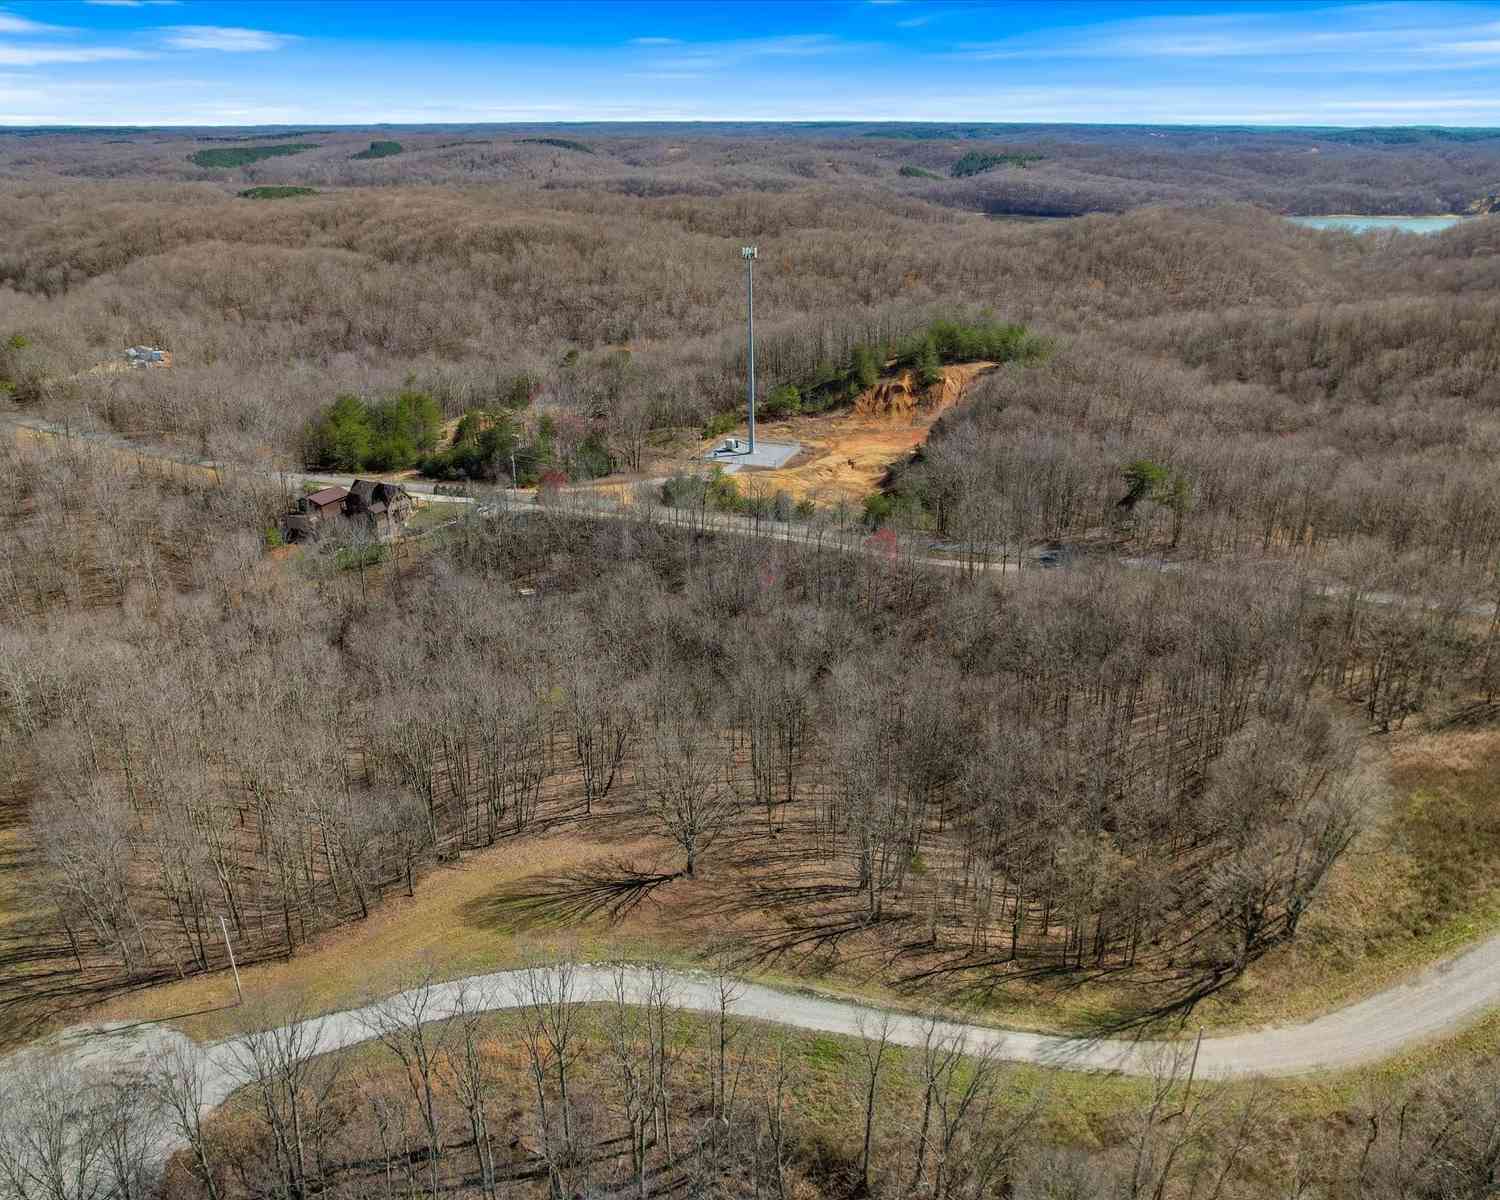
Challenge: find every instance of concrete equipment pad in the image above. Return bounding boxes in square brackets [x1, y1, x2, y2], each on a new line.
[703, 438, 801, 473]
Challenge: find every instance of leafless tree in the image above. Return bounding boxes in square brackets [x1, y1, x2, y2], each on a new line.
[223, 1002, 341, 1200]
[853, 1012, 896, 1196]
[356, 967, 459, 1199]
[509, 955, 584, 1192]
[147, 1041, 223, 1200]
[638, 703, 738, 878]
[438, 980, 500, 1200]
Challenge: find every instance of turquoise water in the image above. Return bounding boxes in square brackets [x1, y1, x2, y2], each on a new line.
[1289, 214, 1465, 234]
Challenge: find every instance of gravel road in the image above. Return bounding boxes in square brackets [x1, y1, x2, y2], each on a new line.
[11, 931, 1500, 1119]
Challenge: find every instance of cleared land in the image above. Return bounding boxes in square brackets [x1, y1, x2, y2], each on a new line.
[691, 363, 995, 505]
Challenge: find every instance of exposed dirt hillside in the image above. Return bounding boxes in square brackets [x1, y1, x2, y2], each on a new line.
[853, 360, 993, 419]
[735, 362, 996, 503]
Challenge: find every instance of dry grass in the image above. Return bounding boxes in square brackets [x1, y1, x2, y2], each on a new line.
[86, 828, 692, 1043]
[1180, 722, 1500, 1029]
[78, 720, 1500, 1047]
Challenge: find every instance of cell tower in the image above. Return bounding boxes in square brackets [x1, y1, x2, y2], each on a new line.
[742, 245, 757, 453]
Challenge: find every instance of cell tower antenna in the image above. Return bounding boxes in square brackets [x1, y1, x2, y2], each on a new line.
[741, 245, 758, 453]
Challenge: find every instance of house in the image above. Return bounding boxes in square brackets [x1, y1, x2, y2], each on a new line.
[124, 346, 172, 368]
[279, 479, 413, 544]
[305, 485, 350, 517]
[344, 479, 414, 541]
[280, 485, 349, 543]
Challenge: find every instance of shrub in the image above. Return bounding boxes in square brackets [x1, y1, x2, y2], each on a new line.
[866, 526, 900, 558]
[304, 390, 442, 472]
[702, 411, 739, 440]
[1122, 459, 1171, 506]
[536, 468, 568, 504]
[660, 473, 705, 508]
[238, 186, 317, 200]
[863, 493, 896, 526]
[517, 137, 593, 154]
[898, 165, 942, 180]
[707, 470, 743, 512]
[334, 543, 386, 570]
[761, 384, 802, 420]
[660, 468, 743, 513]
[949, 151, 1043, 178]
[352, 141, 403, 160]
[189, 144, 317, 169]
[571, 431, 615, 480]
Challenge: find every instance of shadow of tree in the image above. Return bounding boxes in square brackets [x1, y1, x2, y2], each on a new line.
[460, 858, 681, 932]
[893, 945, 1251, 1039]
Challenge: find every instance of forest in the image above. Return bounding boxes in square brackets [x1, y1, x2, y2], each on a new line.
[2, 124, 1500, 1200]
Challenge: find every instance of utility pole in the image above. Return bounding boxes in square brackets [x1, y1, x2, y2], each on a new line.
[742, 245, 758, 453]
[220, 915, 243, 1006]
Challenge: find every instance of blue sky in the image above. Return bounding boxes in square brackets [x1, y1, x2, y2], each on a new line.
[4, 1, 1500, 126]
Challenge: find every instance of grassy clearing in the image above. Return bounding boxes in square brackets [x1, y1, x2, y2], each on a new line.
[85, 831, 692, 1043]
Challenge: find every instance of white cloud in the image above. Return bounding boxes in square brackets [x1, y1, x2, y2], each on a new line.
[1439, 38, 1500, 52]
[0, 44, 147, 64]
[0, 10, 67, 34]
[955, 5, 1500, 63]
[162, 25, 293, 52]
[629, 37, 681, 46]
[643, 33, 862, 74]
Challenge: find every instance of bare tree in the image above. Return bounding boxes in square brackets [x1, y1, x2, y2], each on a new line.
[223, 1003, 341, 1200]
[148, 1041, 223, 1200]
[853, 1012, 896, 1196]
[638, 705, 738, 878]
[509, 956, 584, 1193]
[438, 980, 499, 1200]
[0, 1053, 111, 1200]
[605, 963, 673, 1200]
[355, 968, 459, 1200]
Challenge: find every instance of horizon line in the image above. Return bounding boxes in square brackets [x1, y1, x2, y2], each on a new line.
[4, 119, 1499, 132]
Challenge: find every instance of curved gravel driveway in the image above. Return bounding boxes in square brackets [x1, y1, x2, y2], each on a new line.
[16, 929, 1500, 1112]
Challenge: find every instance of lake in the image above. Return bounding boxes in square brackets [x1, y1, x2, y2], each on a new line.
[1289, 215, 1465, 234]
